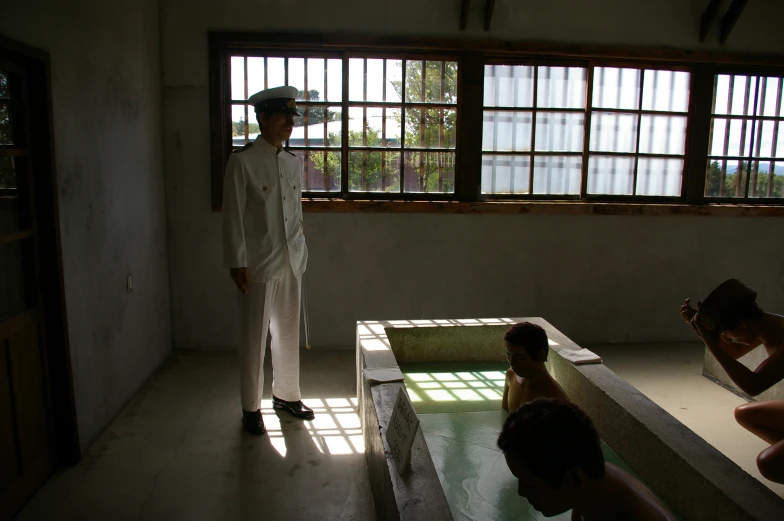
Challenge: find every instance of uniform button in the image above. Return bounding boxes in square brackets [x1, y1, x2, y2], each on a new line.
[284, 197, 286, 200]
[285, 218, 288, 221]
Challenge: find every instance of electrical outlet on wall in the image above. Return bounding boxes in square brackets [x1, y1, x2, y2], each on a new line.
[127, 273, 133, 294]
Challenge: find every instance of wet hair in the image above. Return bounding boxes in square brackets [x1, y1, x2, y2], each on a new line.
[497, 398, 605, 489]
[504, 322, 549, 362]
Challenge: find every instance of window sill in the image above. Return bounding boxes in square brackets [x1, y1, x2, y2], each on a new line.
[303, 199, 784, 217]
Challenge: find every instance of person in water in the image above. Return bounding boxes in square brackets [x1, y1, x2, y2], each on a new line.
[502, 322, 569, 413]
[498, 398, 677, 520]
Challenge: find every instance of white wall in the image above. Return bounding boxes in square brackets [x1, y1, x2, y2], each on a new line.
[161, 0, 784, 349]
[2, 0, 172, 450]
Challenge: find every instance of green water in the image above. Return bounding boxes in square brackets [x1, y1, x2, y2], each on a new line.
[402, 363, 682, 521]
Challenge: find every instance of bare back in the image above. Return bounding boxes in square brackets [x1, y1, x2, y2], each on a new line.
[577, 464, 677, 521]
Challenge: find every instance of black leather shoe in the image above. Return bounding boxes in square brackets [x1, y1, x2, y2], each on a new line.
[242, 409, 266, 435]
[272, 395, 315, 420]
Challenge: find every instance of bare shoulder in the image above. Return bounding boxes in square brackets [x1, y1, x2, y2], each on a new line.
[606, 464, 676, 521]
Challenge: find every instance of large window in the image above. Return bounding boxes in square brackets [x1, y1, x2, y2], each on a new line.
[707, 74, 784, 199]
[481, 64, 690, 198]
[482, 65, 586, 196]
[209, 34, 784, 209]
[228, 54, 457, 196]
[230, 55, 344, 192]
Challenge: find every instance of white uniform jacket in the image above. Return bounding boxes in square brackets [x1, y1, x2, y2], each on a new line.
[222, 136, 308, 282]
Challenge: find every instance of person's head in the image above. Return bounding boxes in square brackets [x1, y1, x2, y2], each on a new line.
[504, 322, 549, 376]
[248, 85, 300, 146]
[497, 398, 605, 516]
[256, 108, 295, 145]
[698, 279, 764, 345]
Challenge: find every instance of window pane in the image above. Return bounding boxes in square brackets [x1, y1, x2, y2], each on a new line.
[403, 151, 455, 193]
[349, 150, 401, 192]
[231, 57, 245, 100]
[778, 125, 784, 158]
[638, 115, 687, 155]
[533, 156, 582, 195]
[0, 72, 8, 98]
[534, 112, 584, 152]
[754, 120, 776, 157]
[537, 66, 586, 109]
[292, 106, 342, 147]
[759, 77, 782, 117]
[713, 74, 730, 114]
[708, 118, 753, 157]
[481, 155, 530, 194]
[588, 155, 635, 195]
[325, 59, 342, 103]
[348, 107, 401, 147]
[636, 158, 683, 196]
[348, 59, 397, 103]
[406, 108, 456, 149]
[715, 75, 757, 116]
[592, 67, 641, 110]
[0, 103, 11, 145]
[384, 60, 403, 103]
[732, 76, 756, 116]
[641, 70, 690, 112]
[590, 112, 638, 153]
[348, 59, 365, 101]
[483, 65, 534, 107]
[482, 111, 532, 152]
[247, 57, 267, 95]
[231, 104, 253, 146]
[406, 61, 457, 104]
[296, 150, 341, 192]
[705, 159, 748, 198]
[0, 156, 20, 234]
[750, 161, 783, 198]
[266, 57, 286, 88]
[288, 58, 305, 96]
[306, 58, 326, 103]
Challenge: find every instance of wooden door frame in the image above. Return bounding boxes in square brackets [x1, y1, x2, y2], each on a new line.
[0, 34, 79, 465]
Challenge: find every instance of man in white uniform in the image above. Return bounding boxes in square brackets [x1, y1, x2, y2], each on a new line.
[223, 86, 314, 435]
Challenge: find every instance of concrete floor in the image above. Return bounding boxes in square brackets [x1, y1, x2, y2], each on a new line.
[592, 342, 784, 499]
[15, 350, 376, 521]
[15, 343, 783, 520]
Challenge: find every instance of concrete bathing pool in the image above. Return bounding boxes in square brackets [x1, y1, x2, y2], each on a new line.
[356, 317, 784, 521]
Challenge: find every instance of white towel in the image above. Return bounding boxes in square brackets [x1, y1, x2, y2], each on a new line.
[363, 367, 405, 384]
[559, 348, 602, 365]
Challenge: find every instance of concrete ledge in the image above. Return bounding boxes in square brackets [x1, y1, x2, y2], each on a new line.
[703, 346, 784, 402]
[358, 317, 784, 521]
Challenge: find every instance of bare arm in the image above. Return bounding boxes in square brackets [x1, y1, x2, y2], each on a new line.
[695, 318, 784, 396]
[682, 299, 760, 359]
[502, 369, 512, 411]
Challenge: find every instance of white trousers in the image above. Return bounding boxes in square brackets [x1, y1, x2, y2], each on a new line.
[238, 265, 302, 411]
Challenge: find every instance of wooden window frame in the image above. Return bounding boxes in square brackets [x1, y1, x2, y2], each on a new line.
[209, 32, 784, 212]
[703, 67, 784, 202]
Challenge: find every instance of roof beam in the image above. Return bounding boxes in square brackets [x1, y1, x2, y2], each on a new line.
[485, 0, 496, 32]
[720, 0, 748, 43]
[460, 0, 470, 31]
[699, 0, 724, 42]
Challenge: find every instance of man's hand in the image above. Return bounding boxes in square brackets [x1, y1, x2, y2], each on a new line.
[691, 313, 720, 345]
[230, 267, 248, 295]
[680, 298, 699, 324]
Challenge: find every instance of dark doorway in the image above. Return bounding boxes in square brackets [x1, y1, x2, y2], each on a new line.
[0, 35, 78, 521]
